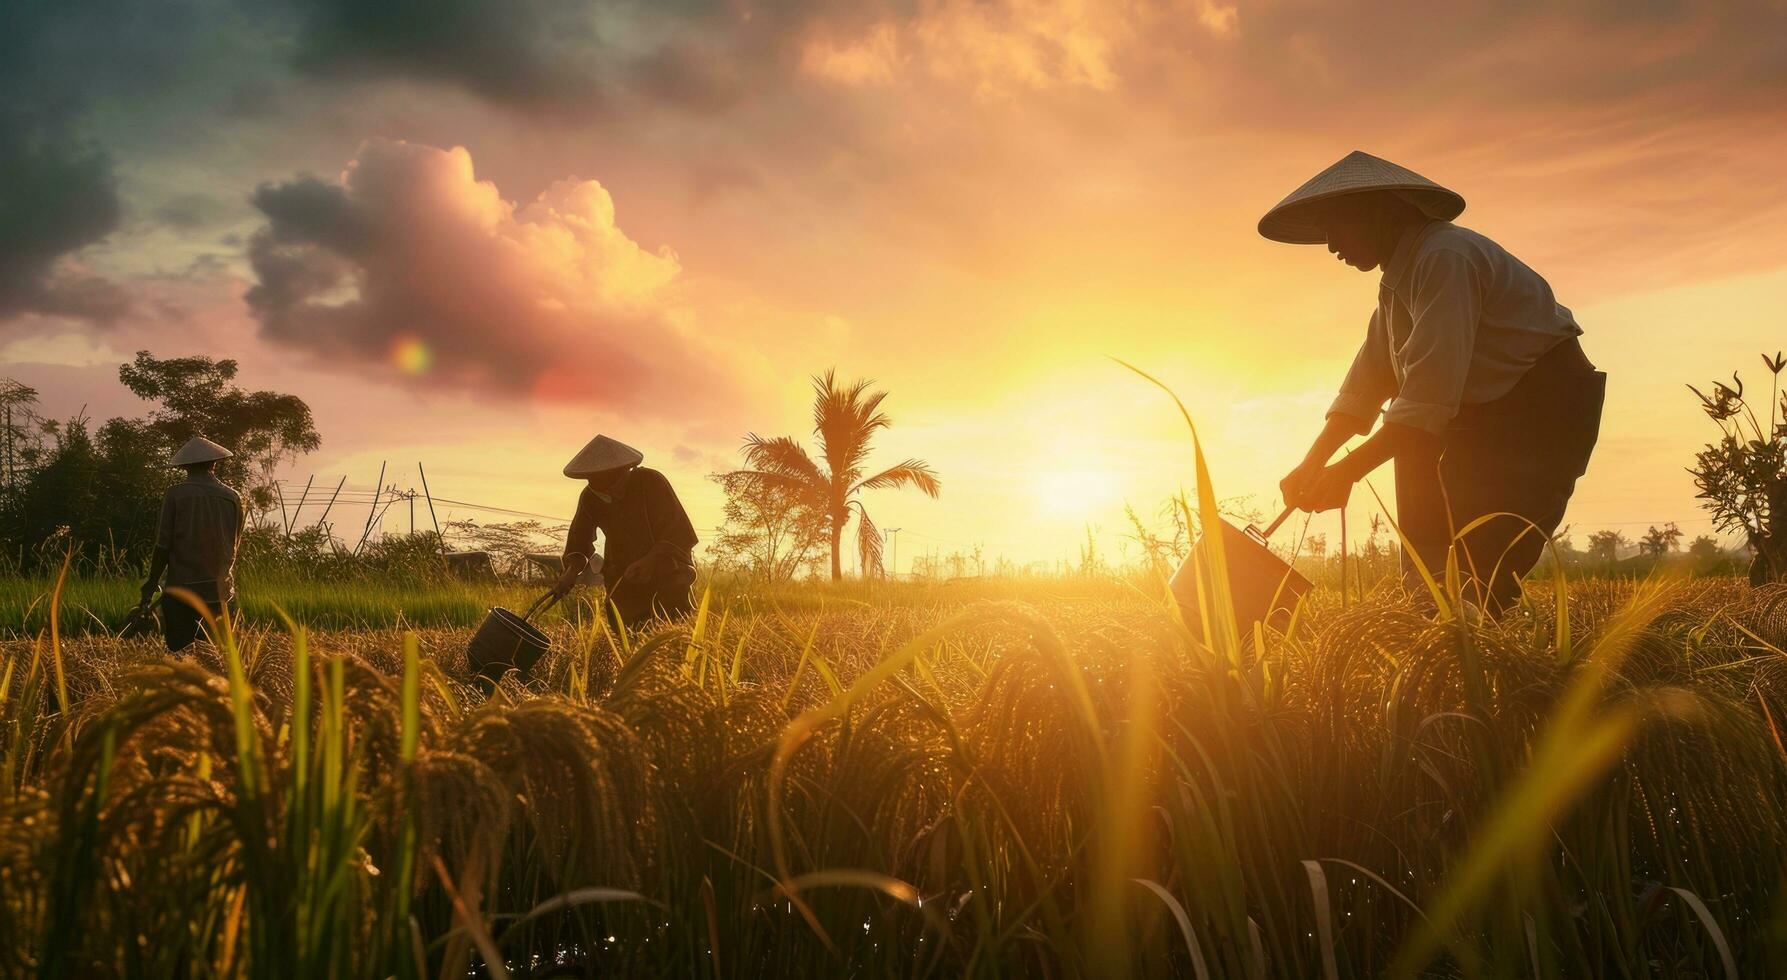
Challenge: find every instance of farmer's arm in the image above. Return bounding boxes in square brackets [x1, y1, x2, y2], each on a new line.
[627, 472, 698, 581]
[1327, 306, 1396, 435]
[1328, 423, 1439, 485]
[555, 489, 598, 594]
[1284, 309, 1393, 507]
[143, 548, 170, 600]
[142, 493, 173, 600]
[1307, 249, 1479, 508]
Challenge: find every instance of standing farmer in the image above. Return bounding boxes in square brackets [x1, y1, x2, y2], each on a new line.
[140, 436, 244, 651]
[1269, 151, 1605, 615]
[554, 435, 699, 632]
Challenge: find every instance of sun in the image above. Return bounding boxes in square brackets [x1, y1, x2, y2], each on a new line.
[1030, 469, 1121, 520]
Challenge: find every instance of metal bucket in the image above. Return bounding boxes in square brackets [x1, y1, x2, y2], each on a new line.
[118, 598, 160, 639]
[1171, 512, 1312, 638]
[468, 591, 559, 683]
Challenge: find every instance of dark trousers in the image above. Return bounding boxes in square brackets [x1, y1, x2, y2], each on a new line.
[1396, 338, 1606, 615]
[161, 581, 224, 653]
[604, 569, 696, 635]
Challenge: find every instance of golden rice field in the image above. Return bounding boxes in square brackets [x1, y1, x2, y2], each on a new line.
[5, 569, 1787, 978]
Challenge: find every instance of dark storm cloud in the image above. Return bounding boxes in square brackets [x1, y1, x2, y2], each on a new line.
[273, 0, 858, 114]
[250, 176, 369, 253]
[0, 1, 134, 323]
[0, 124, 125, 321]
[281, 0, 607, 107]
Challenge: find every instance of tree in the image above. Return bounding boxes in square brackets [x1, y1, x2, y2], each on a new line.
[1687, 352, 1787, 582]
[706, 470, 828, 581]
[738, 370, 940, 580]
[0, 379, 53, 496]
[9, 413, 171, 568]
[443, 519, 566, 573]
[1535, 523, 1578, 571]
[3, 355, 322, 568]
[1587, 529, 1627, 564]
[1688, 535, 1722, 559]
[119, 351, 321, 513]
[1639, 522, 1683, 558]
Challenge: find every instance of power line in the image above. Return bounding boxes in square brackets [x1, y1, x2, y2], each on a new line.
[426, 496, 575, 523]
[274, 479, 729, 528]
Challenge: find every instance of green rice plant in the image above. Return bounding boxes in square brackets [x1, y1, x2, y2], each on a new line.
[4, 513, 1787, 975]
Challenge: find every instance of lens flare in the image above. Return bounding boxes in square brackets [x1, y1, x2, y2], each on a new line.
[390, 334, 432, 375]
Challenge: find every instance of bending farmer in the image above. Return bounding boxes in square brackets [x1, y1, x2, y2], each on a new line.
[555, 435, 699, 631]
[1267, 151, 1605, 615]
[141, 436, 244, 651]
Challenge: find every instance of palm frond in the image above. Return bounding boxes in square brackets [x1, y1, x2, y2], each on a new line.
[811, 369, 892, 485]
[741, 435, 826, 485]
[809, 369, 839, 434]
[852, 501, 884, 579]
[730, 470, 824, 505]
[739, 435, 831, 515]
[853, 460, 941, 498]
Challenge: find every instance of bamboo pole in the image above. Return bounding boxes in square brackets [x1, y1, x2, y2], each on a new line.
[314, 476, 346, 530]
[356, 496, 400, 557]
[356, 461, 387, 554]
[418, 462, 447, 560]
[285, 475, 314, 541]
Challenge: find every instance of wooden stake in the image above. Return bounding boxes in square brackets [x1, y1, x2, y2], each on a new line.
[286, 475, 314, 541]
[314, 476, 346, 530]
[356, 461, 386, 554]
[418, 462, 447, 560]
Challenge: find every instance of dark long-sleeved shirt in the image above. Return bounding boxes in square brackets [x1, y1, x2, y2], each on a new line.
[563, 467, 698, 583]
[155, 473, 244, 600]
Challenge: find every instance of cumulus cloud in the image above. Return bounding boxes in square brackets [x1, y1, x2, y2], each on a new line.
[245, 139, 740, 410]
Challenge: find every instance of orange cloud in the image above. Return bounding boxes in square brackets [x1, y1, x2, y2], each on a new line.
[245, 139, 742, 413]
[800, 0, 1137, 95]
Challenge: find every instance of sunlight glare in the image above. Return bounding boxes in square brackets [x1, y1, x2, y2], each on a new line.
[1030, 469, 1121, 519]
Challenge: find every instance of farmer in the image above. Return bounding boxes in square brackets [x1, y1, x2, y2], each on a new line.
[140, 436, 244, 652]
[1269, 151, 1605, 615]
[554, 435, 699, 631]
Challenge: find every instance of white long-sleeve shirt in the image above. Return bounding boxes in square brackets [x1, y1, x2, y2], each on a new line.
[1327, 221, 1582, 436]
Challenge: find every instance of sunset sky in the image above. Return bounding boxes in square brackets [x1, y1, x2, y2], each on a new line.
[6, 1, 1786, 569]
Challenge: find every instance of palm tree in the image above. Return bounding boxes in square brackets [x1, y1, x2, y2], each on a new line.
[738, 370, 940, 580]
[1587, 529, 1628, 564]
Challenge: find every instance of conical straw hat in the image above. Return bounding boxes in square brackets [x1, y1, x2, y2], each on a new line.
[563, 435, 644, 478]
[170, 436, 233, 467]
[1258, 150, 1465, 244]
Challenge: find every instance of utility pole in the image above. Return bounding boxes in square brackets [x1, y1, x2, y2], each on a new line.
[886, 528, 901, 580]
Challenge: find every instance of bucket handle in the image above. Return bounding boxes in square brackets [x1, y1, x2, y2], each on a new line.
[1244, 506, 1295, 547]
[522, 590, 563, 623]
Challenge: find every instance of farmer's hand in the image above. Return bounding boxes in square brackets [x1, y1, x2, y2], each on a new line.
[1279, 457, 1325, 511]
[621, 560, 653, 584]
[552, 554, 589, 597]
[1303, 464, 1355, 513]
